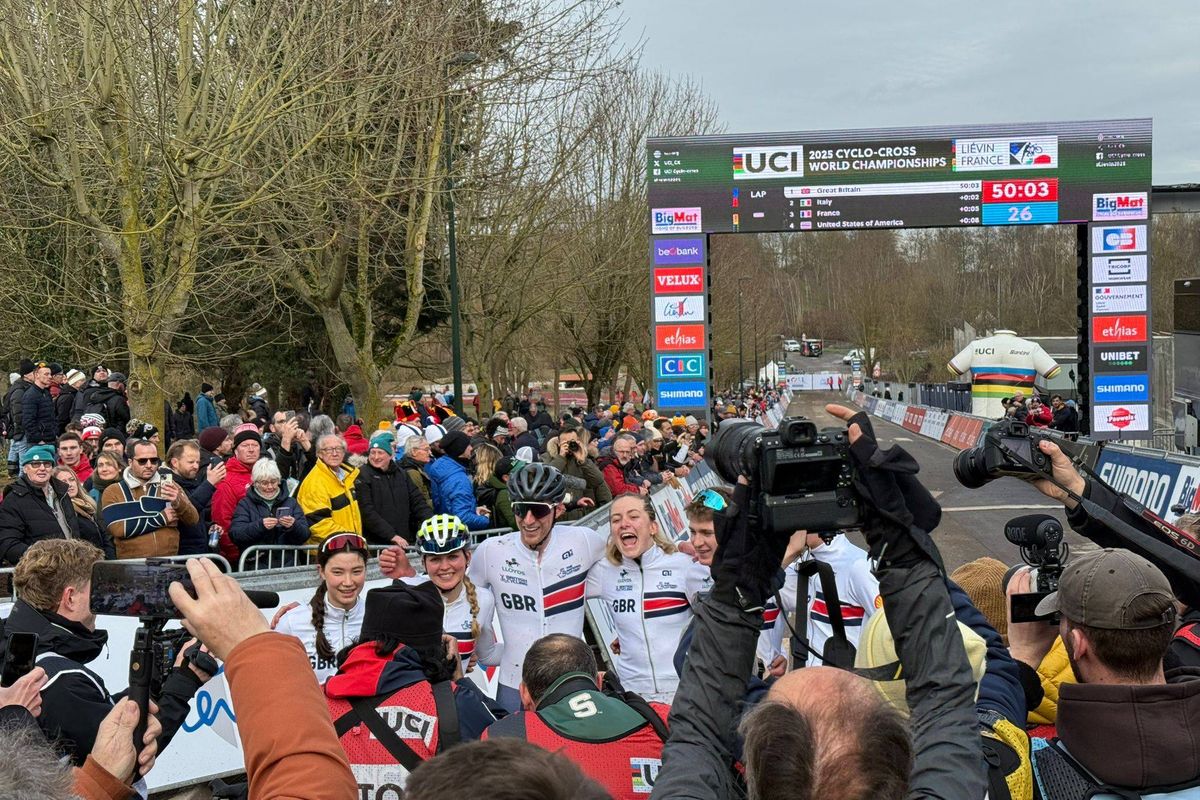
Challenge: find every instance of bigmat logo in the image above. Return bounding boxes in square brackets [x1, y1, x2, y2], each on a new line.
[1092, 225, 1147, 254]
[1093, 192, 1148, 221]
[732, 146, 805, 180]
[656, 353, 705, 380]
[655, 324, 705, 351]
[1092, 315, 1147, 343]
[651, 207, 702, 234]
[653, 267, 703, 294]
[652, 237, 705, 266]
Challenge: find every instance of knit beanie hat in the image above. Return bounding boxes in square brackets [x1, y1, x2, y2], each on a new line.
[369, 431, 396, 456]
[359, 582, 445, 653]
[129, 420, 158, 440]
[20, 444, 57, 467]
[424, 424, 447, 446]
[622, 416, 640, 431]
[99, 427, 126, 449]
[232, 423, 261, 449]
[440, 431, 471, 460]
[443, 415, 466, 433]
[950, 557, 1010, 641]
[81, 426, 102, 442]
[198, 426, 229, 453]
[18, 358, 35, 376]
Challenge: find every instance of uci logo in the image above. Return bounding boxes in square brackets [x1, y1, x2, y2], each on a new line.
[733, 146, 804, 180]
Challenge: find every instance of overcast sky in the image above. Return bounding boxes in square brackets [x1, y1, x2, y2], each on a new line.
[617, 1, 1200, 184]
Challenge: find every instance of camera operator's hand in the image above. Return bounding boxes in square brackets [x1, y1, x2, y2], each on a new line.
[169, 557, 269, 661]
[173, 637, 216, 684]
[710, 477, 790, 611]
[1005, 566, 1058, 667]
[91, 698, 162, 782]
[0, 666, 46, 716]
[1028, 440, 1086, 510]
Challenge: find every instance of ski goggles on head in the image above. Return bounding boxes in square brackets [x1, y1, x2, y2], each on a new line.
[320, 532, 367, 554]
[695, 489, 728, 513]
[512, 501, 556, 520]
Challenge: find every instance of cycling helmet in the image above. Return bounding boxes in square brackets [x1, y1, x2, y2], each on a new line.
[416, 514, 470, 554]
[507, 462, 567, 504]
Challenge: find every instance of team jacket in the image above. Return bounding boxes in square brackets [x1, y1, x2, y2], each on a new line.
[467, 525, 608, 689]
[276, 594, 366, 684]
[483, 676, 668, 800]
[758, 535, 880, 668]
[586, 546, 706, 702]
[325, 641, 496, 793]
[400, 576, 502, 671]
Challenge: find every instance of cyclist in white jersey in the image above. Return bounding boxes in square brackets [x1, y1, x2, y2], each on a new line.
[466, 462, 607, 711]
[274, 532, 369, 684]
[586, 493, 707, 703]
[400, 514, 501, 673]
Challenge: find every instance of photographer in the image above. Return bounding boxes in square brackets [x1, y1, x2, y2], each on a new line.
[0, 539, 207, 767]
[545, 424, 611, 521]
[652, 405, 984, 800]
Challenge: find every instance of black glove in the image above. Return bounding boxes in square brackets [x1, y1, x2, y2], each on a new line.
[846, 411, 944, 570]
[710, 481, 788, 611]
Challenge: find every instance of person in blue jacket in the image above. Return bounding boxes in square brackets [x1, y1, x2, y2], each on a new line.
[196, 383, 219, 431]
[424, 431, 491, 530]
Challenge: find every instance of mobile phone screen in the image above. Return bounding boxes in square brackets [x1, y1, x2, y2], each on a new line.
[1, 632, 38, 687]
[90, 562, 195, 619]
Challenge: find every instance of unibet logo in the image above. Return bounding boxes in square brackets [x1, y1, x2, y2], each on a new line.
[732, 146, 805, 180]
[1101, 351, 1137, 364]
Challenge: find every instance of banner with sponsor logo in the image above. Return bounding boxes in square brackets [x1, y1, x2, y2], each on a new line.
[785, 372, 843, 391]
[919, 408, 950, 441]
[651, 236, 710, 419]
[901, 405, 926, 433]
[1094, 449, 1181, 518]
[942, 415, 986, 450]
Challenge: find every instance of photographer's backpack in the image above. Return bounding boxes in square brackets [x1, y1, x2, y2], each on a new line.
[787, 559, 856, 669]
[1029, 737, 1200, 799]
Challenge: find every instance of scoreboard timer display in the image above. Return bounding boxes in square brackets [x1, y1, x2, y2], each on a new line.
[647, 118, 1153, 440]
[648, 119, 1150, 234]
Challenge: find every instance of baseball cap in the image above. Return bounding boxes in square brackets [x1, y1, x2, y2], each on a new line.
[1034, 548, 1175, 630]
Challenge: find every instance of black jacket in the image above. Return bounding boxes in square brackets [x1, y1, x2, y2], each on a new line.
[71, 379, 103, 423]
[513, 431, 541, 455]
[84, 386, 130, 433]
[0, 599, 202, 766]
[0, 476, 108, 566]
[55, 384, 78, 435]
[264, 434, 313, 483]
[1050, 404, 1079, 433]
[173, 470, 218, 555]
[20, 383, 56, 444]
[354, 460, 433, 544]
[3, 378, 31, 438]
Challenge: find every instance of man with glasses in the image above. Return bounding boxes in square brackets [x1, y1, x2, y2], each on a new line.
[99, 438, 197, 558]
[264, 409, 313, 482]
[0, 446, 113, 565]
[297, 434, 363, 544]
[599, 432, 651, 498]
[466, 463, 609, 712]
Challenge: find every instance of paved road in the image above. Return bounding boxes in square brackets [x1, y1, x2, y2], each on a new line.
[782, 390, 1089, 573]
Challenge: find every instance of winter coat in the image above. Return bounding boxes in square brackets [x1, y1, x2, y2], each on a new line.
[69, 380, 102, 424]
[210, 456, 256, 533]
[342, 424, 369, 456]
[3, 378, 31, 438]
[20, 383, 57, 444]
[1050, 404, 1079, 433]
[426, 455, 491, 530]
[297, 459, 362, 543]
[171, 408, 195, 441]
[229, 485, 309, 553]
[100, 470, 198, 558]
[354, 460, 433, 544]
[172, 470, 219, 556]
[73, 507, 116, 560]
[474, 474, 515, 530]
[0, 476, 106, 565]
[1028, 636, 1075, 728]
[55, 384, 78, 435]
[0, 599, 202, 767]
[598, 455, 644, 497]
[83, 387, 130, 433]
[196, 393, 218, 430]
[545, 453, 612, 521]
[400, 455, 433, 508]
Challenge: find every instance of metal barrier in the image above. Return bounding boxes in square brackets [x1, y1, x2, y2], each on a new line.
[236, 528, 515, 571]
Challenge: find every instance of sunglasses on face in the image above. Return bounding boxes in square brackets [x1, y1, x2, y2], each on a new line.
[133, 457, 161, 466]
[320, 532, 367, 554]
[696, 489, 728, 512]
[512, 501, 556, 520]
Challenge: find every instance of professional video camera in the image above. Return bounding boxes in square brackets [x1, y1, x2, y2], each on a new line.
[706, 416, 862, 534]
[1004, 514, 1069, 623]
[954, 418, 1055, 489]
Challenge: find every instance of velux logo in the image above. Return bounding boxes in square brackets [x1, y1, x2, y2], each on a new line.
[653, 267, 703, 294]
[732, 146, 804, 180]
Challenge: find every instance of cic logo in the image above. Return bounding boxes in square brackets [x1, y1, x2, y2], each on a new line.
[656, 354, 705, 380]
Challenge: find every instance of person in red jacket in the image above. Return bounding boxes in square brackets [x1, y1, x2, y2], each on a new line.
[1026, 395, 1053, 428]
[209, 424, 262, 560]
[338, 414, 370, 456]
[483, 633, 668, 800]
[598, 433, 649, 497]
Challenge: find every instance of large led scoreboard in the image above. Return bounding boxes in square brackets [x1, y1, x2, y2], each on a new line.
[647, 118, 1153, 439]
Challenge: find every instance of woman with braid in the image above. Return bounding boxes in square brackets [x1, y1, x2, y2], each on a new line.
[274, 532, 369, 683]
[401, 515, 502, 674]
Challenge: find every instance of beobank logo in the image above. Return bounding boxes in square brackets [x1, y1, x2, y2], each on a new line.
[653, 237, 705, 266]
[651, 207, 702, 234]
[1092, 315, 1147, 343]
[653, 267, 703, 294]
[655, 324, 704, 351]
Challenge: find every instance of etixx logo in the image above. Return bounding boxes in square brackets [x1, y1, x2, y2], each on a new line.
[651, 207, 702, 234]
[732, 146, 805, 180]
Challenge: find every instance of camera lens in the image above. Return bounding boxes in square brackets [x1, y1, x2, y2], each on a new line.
[953, 446, 992, 489]
[706, 418, 763, 484]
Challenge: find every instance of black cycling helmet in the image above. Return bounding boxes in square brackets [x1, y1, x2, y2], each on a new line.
[507, 462, 567, 504]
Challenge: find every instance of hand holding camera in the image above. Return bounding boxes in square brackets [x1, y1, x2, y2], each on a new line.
[168, 558, 270, 661]
[91, 698, 163, 783]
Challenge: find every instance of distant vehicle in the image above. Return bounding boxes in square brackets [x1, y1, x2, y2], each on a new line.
[783, 339, 801, 352]
[801, 339, 823, 358]
[843, 347, 876, 365]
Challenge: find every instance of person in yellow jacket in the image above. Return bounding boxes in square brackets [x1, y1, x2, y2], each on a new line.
[1027, 636, 1075, 731]
[298, 434, 362, 544]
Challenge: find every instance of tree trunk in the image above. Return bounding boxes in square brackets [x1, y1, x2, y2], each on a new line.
[319, 306, 384, 425]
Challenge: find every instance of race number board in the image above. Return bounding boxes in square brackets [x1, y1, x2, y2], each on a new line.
[646, 119, 1152, 437]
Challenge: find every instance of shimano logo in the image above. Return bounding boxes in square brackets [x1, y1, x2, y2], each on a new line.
[1098, 462, 1172, 514]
